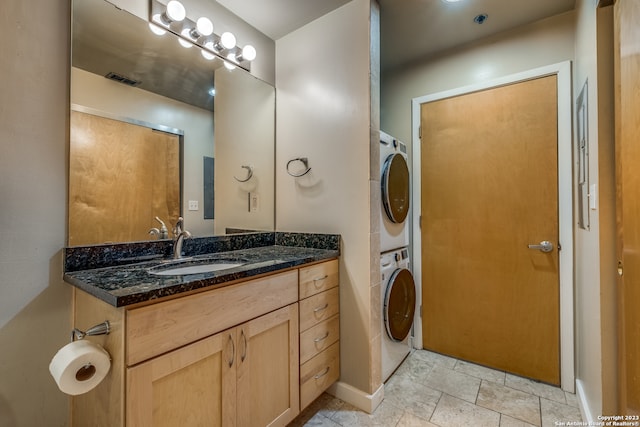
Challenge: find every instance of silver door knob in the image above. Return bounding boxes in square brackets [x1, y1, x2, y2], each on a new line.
[527, 241, 553, 253]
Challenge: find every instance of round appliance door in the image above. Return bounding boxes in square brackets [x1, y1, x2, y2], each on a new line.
[381, 153, 410, 224]
[384, 267, 416, 342]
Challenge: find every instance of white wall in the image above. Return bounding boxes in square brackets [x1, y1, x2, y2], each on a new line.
[0, 0, 72, 425]
[71, 67, 214, 238]
[276, 0, 375, 401]
[572, 0, 616, 420]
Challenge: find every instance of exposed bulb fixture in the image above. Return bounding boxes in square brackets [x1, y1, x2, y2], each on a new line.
[148, 0, 257, 70]
[236, 45, 257, 62]
[189, 17, 214, 40]
[162, 0, 186, 24]
[208, 88, 216, 96]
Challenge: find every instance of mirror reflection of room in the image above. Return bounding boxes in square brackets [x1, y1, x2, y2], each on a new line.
[69, 0, 275, 246]
[68, 110, 181, 245]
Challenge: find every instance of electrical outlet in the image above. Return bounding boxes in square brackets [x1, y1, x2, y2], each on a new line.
[250, 193, 259, 212]
[188, 200, 199, 211]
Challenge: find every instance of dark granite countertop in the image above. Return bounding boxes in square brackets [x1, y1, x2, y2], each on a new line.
[63, 232, 340, 307]
[64, 244, 339, 307]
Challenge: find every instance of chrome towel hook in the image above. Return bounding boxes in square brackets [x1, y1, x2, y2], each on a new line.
[286, 157, 312, 177]
[234, 165, 253, 183]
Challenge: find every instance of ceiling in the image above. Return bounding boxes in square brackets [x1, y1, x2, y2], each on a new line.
[220, 0, 576, 71]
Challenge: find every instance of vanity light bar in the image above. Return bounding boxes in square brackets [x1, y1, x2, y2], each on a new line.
[148, 0, 256, 71]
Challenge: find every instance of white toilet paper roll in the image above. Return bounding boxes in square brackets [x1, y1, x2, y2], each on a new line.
[49, 340, 111, 395]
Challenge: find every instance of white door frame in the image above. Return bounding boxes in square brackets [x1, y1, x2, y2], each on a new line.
[410, 61, 574, 392]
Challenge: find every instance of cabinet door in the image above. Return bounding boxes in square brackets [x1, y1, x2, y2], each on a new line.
[237, 304, 300, 427]
[127, 330, 237, 427]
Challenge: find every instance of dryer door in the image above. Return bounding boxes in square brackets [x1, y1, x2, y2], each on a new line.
[384, 268, 416, 342]
[381, 153, 410, 223]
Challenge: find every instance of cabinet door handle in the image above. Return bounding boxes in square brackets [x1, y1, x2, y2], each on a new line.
[240, 329, 247, 362]
[314, 332, 330, 343]
[227, 333, 235, 367]
[314, 303, 329, 313]
[314, 366, 330, 380]
[313, 275, 329, 287]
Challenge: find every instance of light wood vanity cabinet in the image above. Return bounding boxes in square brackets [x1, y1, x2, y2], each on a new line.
[298, 259, 340, 410]
[126, 304, 299, 427]
[72, 259, 339, 426]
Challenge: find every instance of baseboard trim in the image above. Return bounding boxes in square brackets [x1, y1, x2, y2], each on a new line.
[576, 379, 595, 423]
[326, 381, 385, 414]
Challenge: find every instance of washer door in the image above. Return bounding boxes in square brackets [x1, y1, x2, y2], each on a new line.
[384, 267, 416, 342]
[381, 153, 410, 224]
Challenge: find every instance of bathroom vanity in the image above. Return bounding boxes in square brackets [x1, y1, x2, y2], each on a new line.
[64, 233, 340, 427]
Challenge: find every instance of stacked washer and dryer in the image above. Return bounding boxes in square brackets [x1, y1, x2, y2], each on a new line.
[379, 131, 417, 382]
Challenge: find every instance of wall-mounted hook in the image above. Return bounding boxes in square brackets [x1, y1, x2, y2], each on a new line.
[286, 157, 312, 177]
[234, 165, 253, 182]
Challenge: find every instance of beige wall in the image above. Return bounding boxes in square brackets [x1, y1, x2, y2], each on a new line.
[276, 0, 377, 405]
[213, 68, 275, 234]
[0, 0, 72, 426]
[573, 0, 617, 420]
[381, 11, 576, 145]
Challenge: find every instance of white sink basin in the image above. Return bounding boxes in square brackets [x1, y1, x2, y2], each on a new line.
[149, 262, 244, 276]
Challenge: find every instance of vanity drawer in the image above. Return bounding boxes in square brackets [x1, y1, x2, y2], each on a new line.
[299, 259, 339, 299]
[299, 314, 340, 364]
[299, 287, 340, 332]
[300, 342, 340, 410]
[126, 270, 298, 366]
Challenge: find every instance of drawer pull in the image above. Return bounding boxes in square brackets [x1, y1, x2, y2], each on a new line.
[314, 332, 330, 343]
[313, 303, 329, 313]
[313, 275, 329, 287]
[314, 366, 330, 380]
[227, 333, 235, 367]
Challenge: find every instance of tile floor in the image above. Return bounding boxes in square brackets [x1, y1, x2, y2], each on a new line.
[289, 350, 583, 427]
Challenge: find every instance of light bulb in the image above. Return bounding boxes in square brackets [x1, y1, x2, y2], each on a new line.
[208, 88, 216, 96]
[148, 20, 166, 36]
[220, 32, 236, 49]
[224, 53, 237, 70]
[241, 45, 256, 61]
[165, 1, 186, 21]
[196, 17, 213, 36]
[201, 42, 216, 60]
[179, 29, 193, 48]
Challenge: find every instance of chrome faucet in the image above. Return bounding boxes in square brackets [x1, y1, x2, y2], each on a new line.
[148, 216, 169, 239]
[172, 217, 191, 259]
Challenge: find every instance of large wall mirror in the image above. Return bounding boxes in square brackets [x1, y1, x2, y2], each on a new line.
[70, 0, 275, 246]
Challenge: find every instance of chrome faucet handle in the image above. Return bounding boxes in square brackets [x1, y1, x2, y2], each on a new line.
[173, 217, 185, 238]
[155, 216, 169, 239]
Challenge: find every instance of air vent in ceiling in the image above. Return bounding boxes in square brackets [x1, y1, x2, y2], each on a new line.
[105, 72, 141, 87]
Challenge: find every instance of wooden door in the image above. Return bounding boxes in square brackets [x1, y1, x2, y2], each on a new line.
[421, 75, 560, 385]
[615, 0, 640, 414]
[126, 330, 237, 427]
[236, 304, 300, 427]
[69, 110, 180, 245]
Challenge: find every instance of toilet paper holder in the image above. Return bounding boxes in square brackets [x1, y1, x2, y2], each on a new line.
[71, 321, 110, 342]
